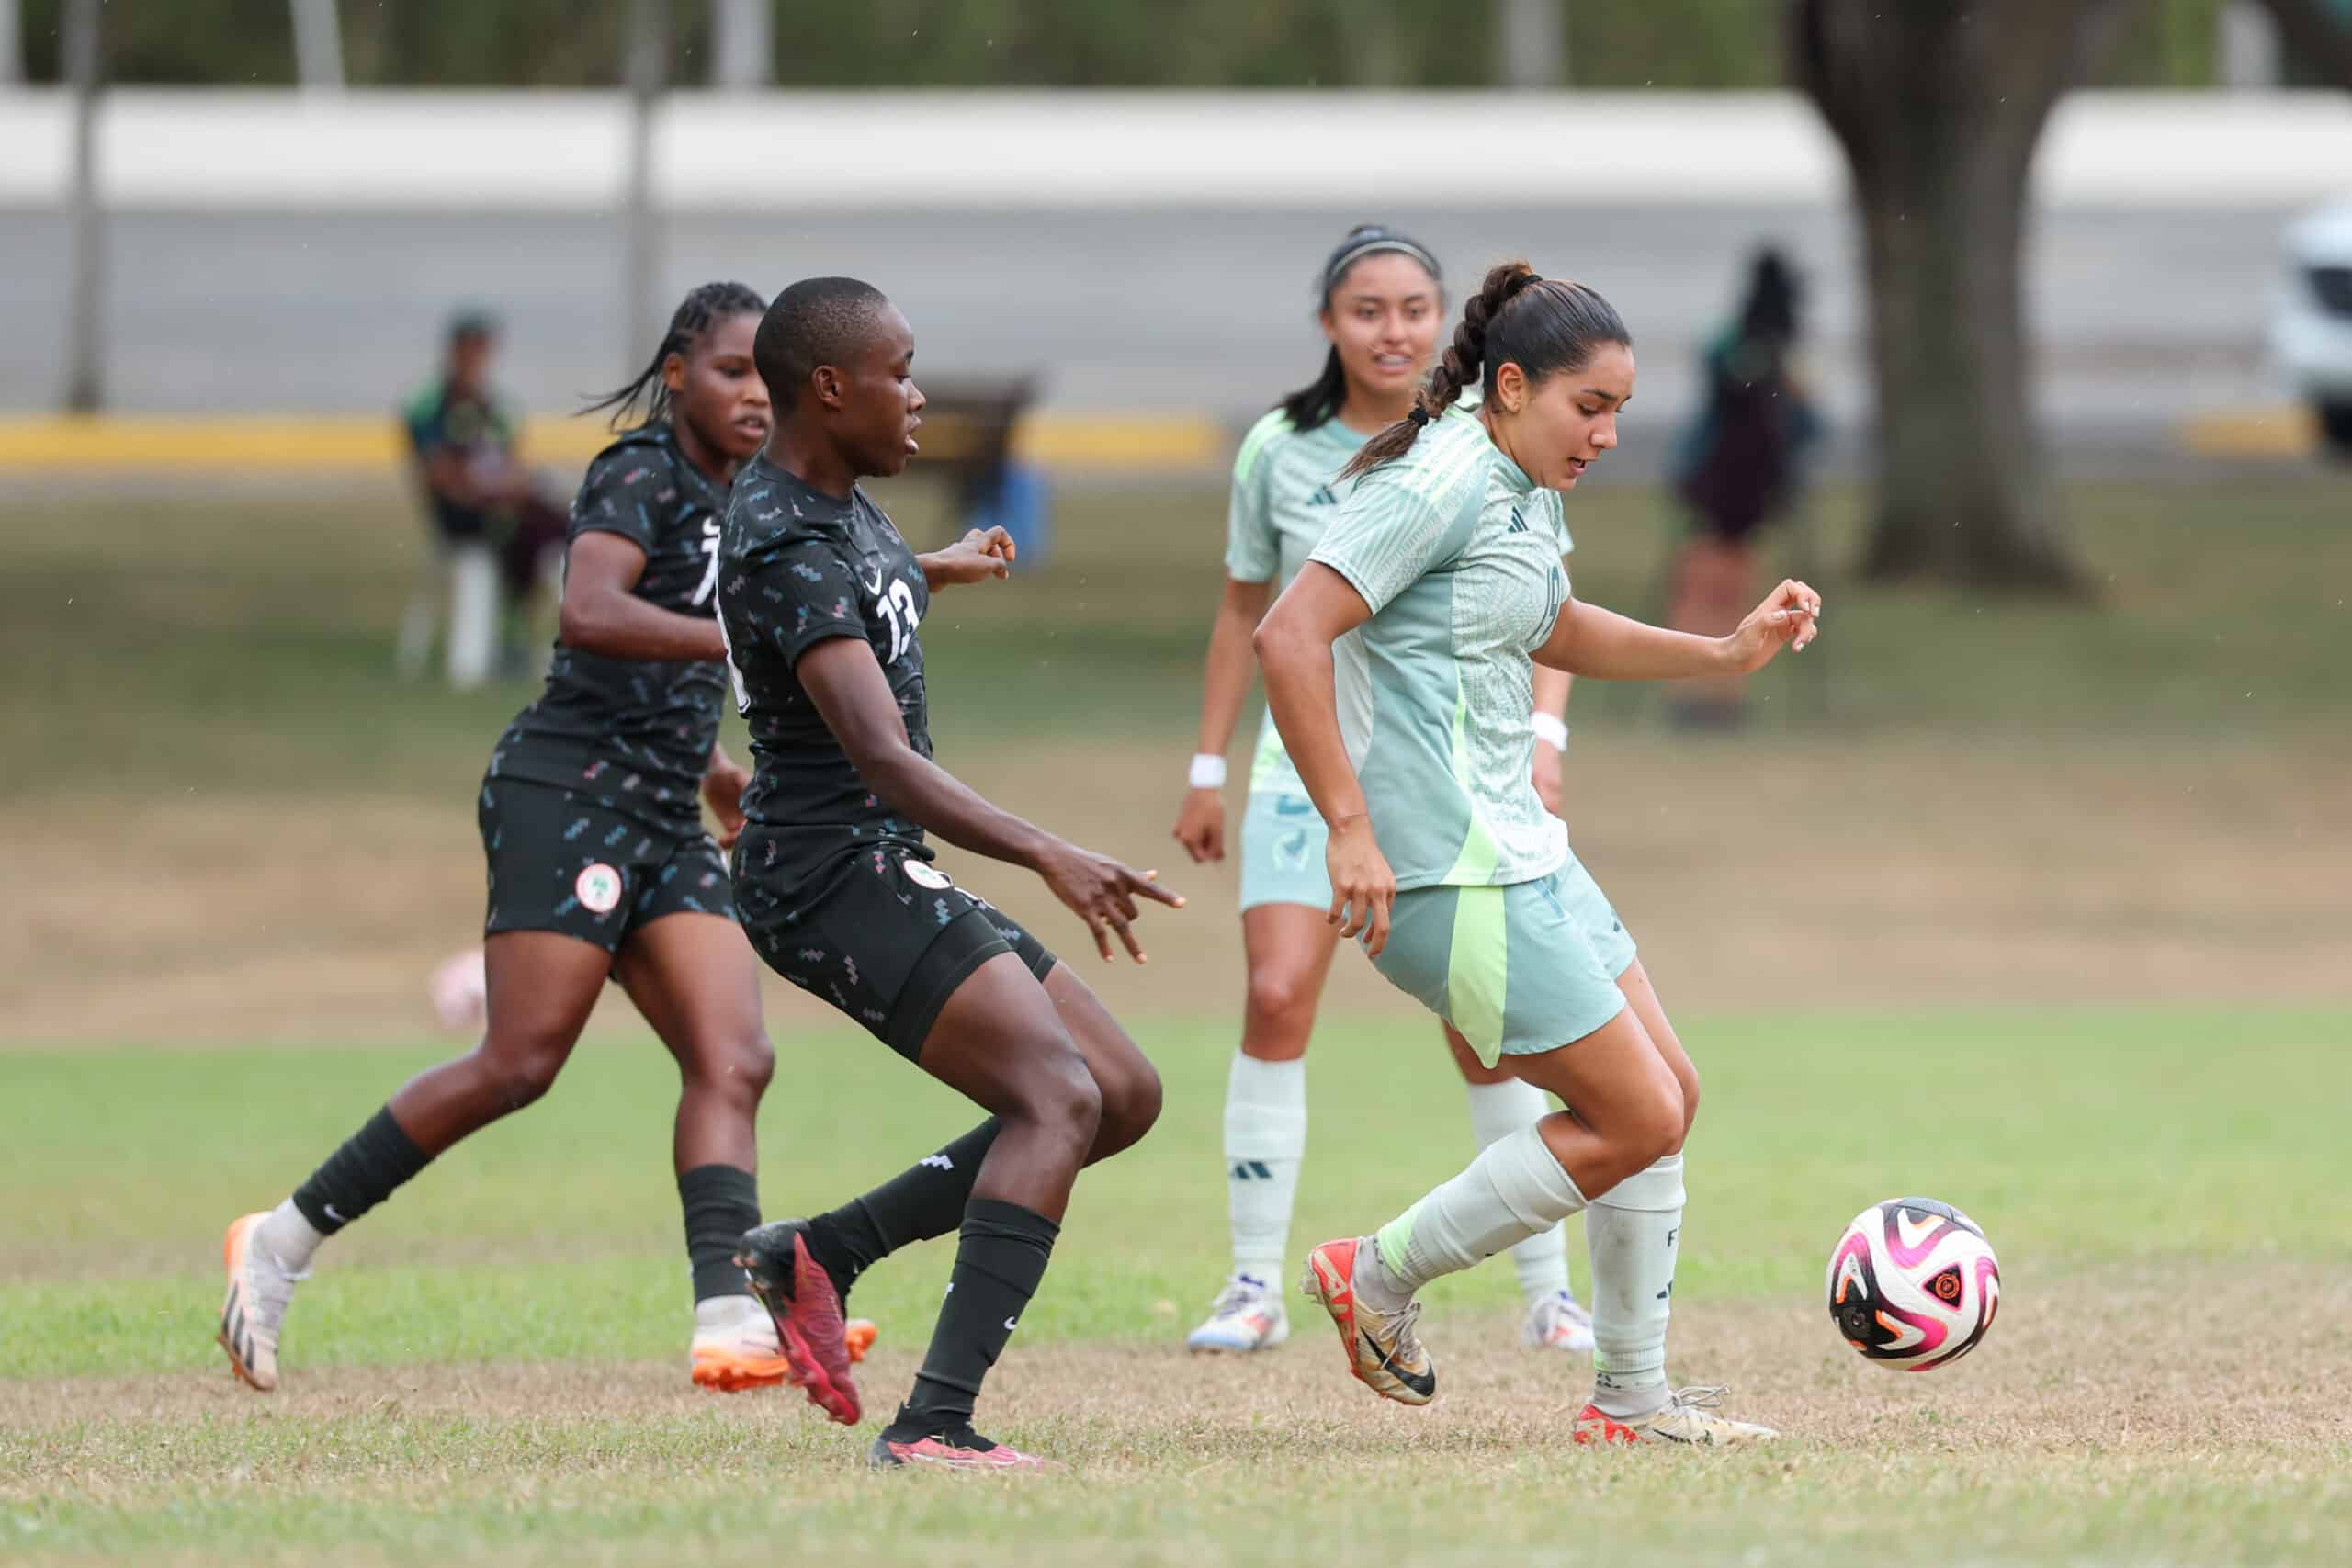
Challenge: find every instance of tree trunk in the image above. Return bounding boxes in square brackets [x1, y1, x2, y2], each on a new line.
[1792, 0, 2131, 592]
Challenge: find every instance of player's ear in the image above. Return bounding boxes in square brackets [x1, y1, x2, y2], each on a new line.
[808, 364, 844, 411]
[1493, 360, 1527, 414]
[661, 351, 687, 397]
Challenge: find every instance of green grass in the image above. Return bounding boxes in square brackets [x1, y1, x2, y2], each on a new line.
[6, 1005, 2349, 1378]
[5, 1005, 2350, 1564]
[6, 474, 2348, 801]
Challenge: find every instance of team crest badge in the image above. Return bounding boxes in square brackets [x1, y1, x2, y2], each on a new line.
[575, 863, 624, 914]
[902, 858, 953, 891]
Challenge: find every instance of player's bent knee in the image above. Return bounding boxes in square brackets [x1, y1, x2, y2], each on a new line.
[1242, 969, 1317, 1046]
[1094, 1056, 1164, 1155]
[729, 1031, 776, 1098]
[1020, 1043, 1104, 1145]
[477, 1042, 568, 1113]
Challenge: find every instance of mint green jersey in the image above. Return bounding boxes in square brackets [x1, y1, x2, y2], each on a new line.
[1306, 404, 1573, 893]
[1226, 409, 1370, 795]
[1228, 401, 1573, 800]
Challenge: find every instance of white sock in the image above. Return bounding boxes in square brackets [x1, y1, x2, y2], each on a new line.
[1586, 1153, 1685, 1419]
[1463, 1077, 1572, 1304]
[254, 1199, 325, 1273]
[1224, 1052, 1306, 1289]
[1373, 1123, 1587, 1296]
[693, 1292, 761, 1331]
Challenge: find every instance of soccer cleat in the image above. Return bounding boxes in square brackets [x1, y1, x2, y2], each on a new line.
[1298, 1236, 1436, 1405]
[1573, 1386, 1780, 1447]
[1521, 1289, 1596, 1354]
[868, 1427, 1057, 1472]
[690, 1303, 878, 1392]
[736, 1220, 862, 1425]
[1185, 1272, 1291, 1353]
[217, 1212, 306, 1393]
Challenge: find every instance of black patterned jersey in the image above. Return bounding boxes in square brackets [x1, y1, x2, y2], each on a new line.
[489, 423, 729, 829]
[718, 457, 933, 878]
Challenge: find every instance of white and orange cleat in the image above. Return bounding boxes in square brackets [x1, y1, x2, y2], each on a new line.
[1185, 1273, 1290, 1353]
[217, 1212, 305, 1393]
[1573, 1386, 1779, 1447]
[690, 1296, 876, 1392]
[1299, 1236, 1435, 1405]
[1521, 1290, 1596, 1354]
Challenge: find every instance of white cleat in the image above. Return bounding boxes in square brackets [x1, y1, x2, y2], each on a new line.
[1521, 1290, 1596, 1354]
[1574, 1385, 1780, 1447]
[1185, 1272, 1291, 1353]
[218, 1212, 306, 1393]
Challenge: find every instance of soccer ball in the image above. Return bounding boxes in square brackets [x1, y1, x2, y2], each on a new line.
[1826, 1197, 2000, 1371]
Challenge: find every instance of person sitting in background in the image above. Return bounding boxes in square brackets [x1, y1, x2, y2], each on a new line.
[397, 309, 568, 688]
[1663, 247, 1822, 730]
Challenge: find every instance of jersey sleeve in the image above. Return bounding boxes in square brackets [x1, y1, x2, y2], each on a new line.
[1223, 412, 1288, 583]
[568, 445, 672, 553]
[739, 536, 872, 669]
[1308, 465, 1476, 618]
[401, 390, 444, 457]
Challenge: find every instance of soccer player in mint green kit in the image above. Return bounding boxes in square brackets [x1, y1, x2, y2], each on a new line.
[1256, 262, 1822, 1445]
[1173, 227, 1593, 1358]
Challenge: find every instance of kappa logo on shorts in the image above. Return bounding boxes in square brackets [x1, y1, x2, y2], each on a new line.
[902, 858, 953, 892]
[575, 863, 624, 915]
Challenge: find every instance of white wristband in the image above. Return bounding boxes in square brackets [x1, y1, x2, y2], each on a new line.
[1188, 753, 1228, 790]
[1531, 713, 1569, 751]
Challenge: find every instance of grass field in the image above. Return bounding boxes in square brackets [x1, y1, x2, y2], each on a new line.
[4, 470, 2349, 1562]
[6, 1007, 2351, 1564]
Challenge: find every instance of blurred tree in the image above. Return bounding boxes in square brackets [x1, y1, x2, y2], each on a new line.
[1792, 0, 2352, 590]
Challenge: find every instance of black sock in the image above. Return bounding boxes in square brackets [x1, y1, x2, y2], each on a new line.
[803, 1119, 1001, 1294]
[290, 1106, 433, 1235]
[888, 1197, 1058, 1438]
[677, 1163, 761, 1303]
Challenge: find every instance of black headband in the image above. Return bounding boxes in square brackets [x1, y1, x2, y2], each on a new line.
[1322, 233, 1442, 299]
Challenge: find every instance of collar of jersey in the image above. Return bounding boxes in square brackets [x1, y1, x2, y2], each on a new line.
[1441, 398, 1537, 498]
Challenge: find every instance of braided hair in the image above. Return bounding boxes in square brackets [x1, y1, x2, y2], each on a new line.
[580, 280, 767, 432]
[1278, 223, 1443, 433]
[1339, 261, 1629, 480]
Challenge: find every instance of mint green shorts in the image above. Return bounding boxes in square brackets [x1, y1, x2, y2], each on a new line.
[1238, 790, 1332, 913]
[1367, 856, 1637, 1067]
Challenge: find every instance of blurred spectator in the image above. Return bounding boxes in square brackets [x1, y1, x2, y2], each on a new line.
[395, 310, 568, 688]
[1664, 248, 1823, 729]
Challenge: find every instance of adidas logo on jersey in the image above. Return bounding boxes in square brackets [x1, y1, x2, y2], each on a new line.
[1507, 507, 1530, 534]
[1307, 485, 1339, 506]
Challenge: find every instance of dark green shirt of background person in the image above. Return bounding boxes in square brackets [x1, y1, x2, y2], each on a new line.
[403, 310, 529, 545]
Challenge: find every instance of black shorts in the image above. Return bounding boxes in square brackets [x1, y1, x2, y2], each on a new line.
[733, 831, 1056, 1061]
[479, 778, 735, 952]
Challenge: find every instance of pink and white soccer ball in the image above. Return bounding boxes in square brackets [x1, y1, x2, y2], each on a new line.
[1826, 1197, 2000, 1371]
[427, 946, 488, 1033]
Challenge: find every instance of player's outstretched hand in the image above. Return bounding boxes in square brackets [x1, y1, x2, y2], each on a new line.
[1035, 840, 1185, 964]
[1721, 578, 1823, 673]
[1325, 817, 1396, 957]
[920, 527, 1017, 590]
[1172, 788, 1227, 863]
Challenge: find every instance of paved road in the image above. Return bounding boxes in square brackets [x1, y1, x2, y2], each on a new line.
[0, 202, 2303, 446]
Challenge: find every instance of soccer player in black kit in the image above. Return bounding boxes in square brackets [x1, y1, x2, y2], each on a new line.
[720, 277, 1179, 1471]
[217, 283, 876, 1394]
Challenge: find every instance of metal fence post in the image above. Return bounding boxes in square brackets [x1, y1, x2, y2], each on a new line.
[63, 0, 104, 413]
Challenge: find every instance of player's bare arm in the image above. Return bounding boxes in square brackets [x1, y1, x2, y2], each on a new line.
[1251, 561, 1394, 954]
[1535, 578, 1821, 680]
[918, 525, 1018, 590]
[796, 637, 1182, 962]
[560, 531, 729, 662]
[1172, 575, 1272, 864]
